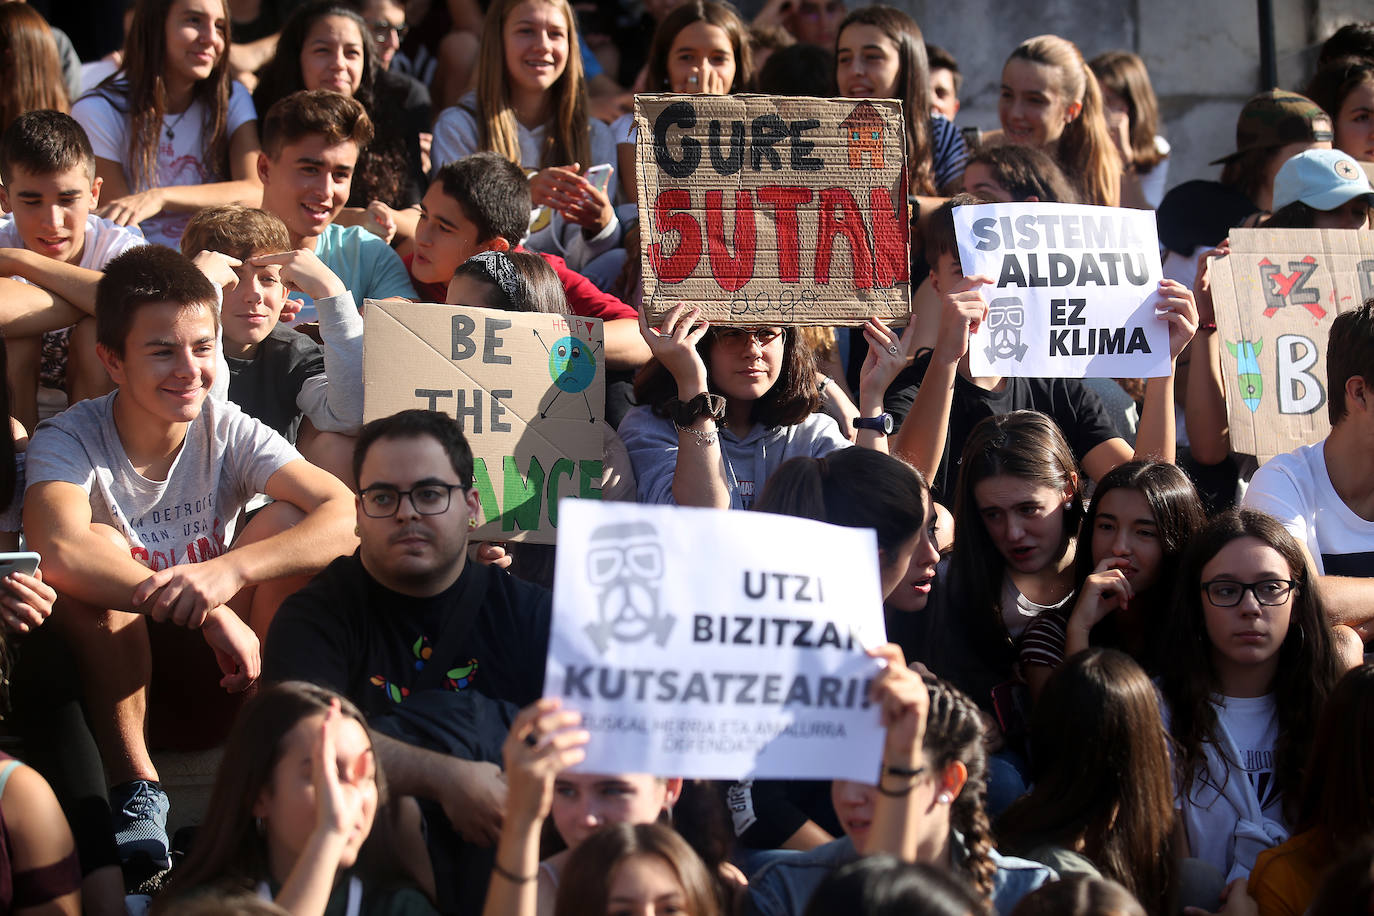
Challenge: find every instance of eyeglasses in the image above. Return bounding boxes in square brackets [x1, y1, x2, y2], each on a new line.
[714, 327, 784, 349]
[359, 483, 463, 517]
[368, 19, 409, 42]
[1200, 579, 1299, 607]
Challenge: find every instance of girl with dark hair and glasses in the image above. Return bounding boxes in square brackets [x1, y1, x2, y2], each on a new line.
[1158, 508, 1348, 903]
[623, 304, 867, 510]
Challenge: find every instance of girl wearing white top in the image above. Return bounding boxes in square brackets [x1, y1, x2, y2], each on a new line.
[1159, 509, 1345, 887]
[72, 0, 261, 250]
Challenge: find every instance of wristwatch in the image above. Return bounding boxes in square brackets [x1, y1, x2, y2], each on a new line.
[671, 392, 727, 426]
[854, 413, 894, 435]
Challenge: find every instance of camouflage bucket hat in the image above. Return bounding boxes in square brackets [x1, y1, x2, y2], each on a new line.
[1209, 89, 1334, 165]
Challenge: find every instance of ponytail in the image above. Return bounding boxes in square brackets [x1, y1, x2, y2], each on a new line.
[1009, 35, 1121, 207]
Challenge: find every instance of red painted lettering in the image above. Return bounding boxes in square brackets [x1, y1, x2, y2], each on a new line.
[705, 189, 757, 292]
[814, 188, 873, 288]
[756, 186, 813, 283]
[648, 189, 702, 284]
[868, 187, 908, 287]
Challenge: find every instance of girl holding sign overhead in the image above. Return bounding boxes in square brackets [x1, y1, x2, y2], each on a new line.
[622, 304, 916, 509]
[621, 305, 852, 510]
[995, 35, 1122, 208]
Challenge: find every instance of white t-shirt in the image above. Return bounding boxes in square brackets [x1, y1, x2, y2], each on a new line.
[73, 81, 257, 249]
[0, 213, 145, 271]
[1242, 439, 1374, 576]
[1179, 694, 1281, 882]
[25, 391, 298, 569]
[430, 92, 620, 269]
[1000, 576, 1072, 640]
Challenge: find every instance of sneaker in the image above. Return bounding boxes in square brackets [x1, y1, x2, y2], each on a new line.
[110, 780, 171, 868]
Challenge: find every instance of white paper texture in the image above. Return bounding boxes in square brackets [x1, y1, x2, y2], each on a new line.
[954, 202, 1170, 379]
[546, 500, 887, 782]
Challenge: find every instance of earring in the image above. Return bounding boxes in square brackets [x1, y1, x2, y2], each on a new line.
[354, 524, 361, 537]
[469, 518, 478, 529]
[937, 792, 952, 805]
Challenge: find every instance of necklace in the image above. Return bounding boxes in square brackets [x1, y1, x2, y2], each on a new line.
[164, 106, 193, 141]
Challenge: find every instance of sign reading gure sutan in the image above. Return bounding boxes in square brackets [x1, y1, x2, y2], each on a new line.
[635, 94, 910, 326]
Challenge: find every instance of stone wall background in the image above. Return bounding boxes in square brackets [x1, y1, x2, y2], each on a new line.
[904, 0, 1365, 190]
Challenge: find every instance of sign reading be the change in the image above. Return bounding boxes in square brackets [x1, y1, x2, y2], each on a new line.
[954, 202, 1170, 379]
[547, 500, 887, 782]
[636, 93, 911, 327]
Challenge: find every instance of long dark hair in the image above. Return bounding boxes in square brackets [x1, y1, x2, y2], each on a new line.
[950, 411, 1083, 649]
[646, 1, 752, 95]
[1088, 51, 1165, 174]
[99, 0, 234, 192]
[633, 326, 819, 429]
[835, 6, 936, 195]
[1160, 509, 1344, 825]
[555, 823, 720, 916]
[805, 856, 988, 916]
[156, 682, 400, 907]
[1072, 461, 1205, 672]
[251, 1, 412, 208]
[1295, 664, 1374, 846]
[997, 649, 1176, 914]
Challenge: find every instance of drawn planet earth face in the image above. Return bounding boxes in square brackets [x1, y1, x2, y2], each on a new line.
[549, 336, 596, 392]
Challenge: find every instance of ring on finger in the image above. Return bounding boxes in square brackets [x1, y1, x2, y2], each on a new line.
[524, 731, 539, 748]
[887, 345, 900, 355]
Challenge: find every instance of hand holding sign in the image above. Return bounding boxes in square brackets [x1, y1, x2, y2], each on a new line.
[933, 274, 994, 367]
[859, 317, 920, 399]
[868, 643, 930, 771]
[503, 698, 590, 826]
[638, 303, 711, 397]
[1156, 279, 1199, 360]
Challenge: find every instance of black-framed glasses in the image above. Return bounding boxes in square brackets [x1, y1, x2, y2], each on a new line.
[714, 327, 784, 349]
[368, 19, 409, 42]
[359, 483, 463, 517]
[1200, 579, 1299, 607]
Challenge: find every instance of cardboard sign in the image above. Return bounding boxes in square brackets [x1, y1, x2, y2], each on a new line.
[362, 300, 605, 544]
[953, 202, 1170, 379]
[547, 500, 887, 782]
[636, 93, 910, 327]
[1208, 228, 1374, 462]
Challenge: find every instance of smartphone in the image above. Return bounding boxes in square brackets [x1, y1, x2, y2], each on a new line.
[584, 163, 614, 195]
[0, 552, 39, 578]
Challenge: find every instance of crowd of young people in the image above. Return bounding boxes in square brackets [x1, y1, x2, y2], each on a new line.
[0, 2, 1371, 915]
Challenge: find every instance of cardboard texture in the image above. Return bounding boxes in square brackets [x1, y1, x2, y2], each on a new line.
[362, 300, 606, 544]
[1208, 228, 1374, 462]
[635, 93, 910, 326]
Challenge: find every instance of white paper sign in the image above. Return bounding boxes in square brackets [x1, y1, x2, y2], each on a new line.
[546, 500, 887, 782]
[953, 202, 1170, 379]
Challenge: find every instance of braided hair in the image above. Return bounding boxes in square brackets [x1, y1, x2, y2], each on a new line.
[922, 673, 997, 901]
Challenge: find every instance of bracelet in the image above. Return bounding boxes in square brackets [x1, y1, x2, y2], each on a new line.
[492, 861, 536, 883]
[818, 375, 834, 392]
[674, 420, 719, 446]
[1197, 321, 1217, 333]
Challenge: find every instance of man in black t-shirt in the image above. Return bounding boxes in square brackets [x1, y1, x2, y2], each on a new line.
[264, 409, 550, 908]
